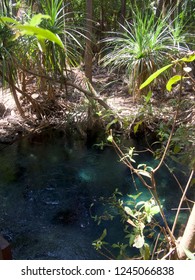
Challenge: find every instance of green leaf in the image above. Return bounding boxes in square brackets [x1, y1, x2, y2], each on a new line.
[29, 14, 51, 26]
[0, 16, 18, 24]
[173, 145, 181, 154]
[140, 243, 150, 260]
[140, 64, 173, 89]
[180, 54, 195, 62]
[133, 121, 142, 134]
[190, 178, 195, 187]
[15, 25, 64, 49]
[127, 192, 142, 201]
[106, 118, 118, 131]
[150, 206, 160, 215]
[136, 201, 145, 207]
[124, 206, 135, 217]
[144, 202, 151, 213]
[99, 229, 107, 241]
[107, 135, 113, 143]
[137, 164, 146, 169]
[166, 75, 187, 91]
[129, 234, 135, 246]
[137, 169, 151, 178]
[144, 91, 152, 103]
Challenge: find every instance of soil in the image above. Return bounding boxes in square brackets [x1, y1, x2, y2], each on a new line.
[0, 66, 194, 143]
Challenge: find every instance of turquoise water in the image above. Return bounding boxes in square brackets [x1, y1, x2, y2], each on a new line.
[0, 131, 193, 259]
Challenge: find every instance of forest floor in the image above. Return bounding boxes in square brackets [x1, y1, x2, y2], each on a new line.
[0, 66, 195, 143]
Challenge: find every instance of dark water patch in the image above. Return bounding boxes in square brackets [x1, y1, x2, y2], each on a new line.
[0, 130, 194, 259]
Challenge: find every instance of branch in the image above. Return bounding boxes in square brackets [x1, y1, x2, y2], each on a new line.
[171, 169, 194, 235]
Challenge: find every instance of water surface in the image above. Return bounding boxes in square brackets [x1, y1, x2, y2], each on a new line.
[0, 131, 193, 259]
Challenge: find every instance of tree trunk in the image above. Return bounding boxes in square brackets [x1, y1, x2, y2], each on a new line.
[156, 0, 181, 18]
[119, 0, 126, 29]
[84, 0, 93, 83]
[177, 203, 195, 259]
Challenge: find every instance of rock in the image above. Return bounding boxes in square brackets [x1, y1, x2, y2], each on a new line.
[0, 103, 6, 118]
[0, 234, 12, 260]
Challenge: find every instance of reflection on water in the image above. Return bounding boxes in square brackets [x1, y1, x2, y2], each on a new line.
[0, 131, 193, 259]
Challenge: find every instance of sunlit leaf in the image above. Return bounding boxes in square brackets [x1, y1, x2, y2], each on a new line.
[124, 206, 135, 217]
[137, 164, 146, 169]
[15, 25, 64, 49]
[140, 64, 173, 89]
[137, 169, 151, 178]
[150, 206, 160, 215]
[0, 16, 18, 24]
[180, 54, 195, 62]
[127, 218, 136, 227]
[127, 192, 142, 201]
[133, 234, 145, 249]
[166, 75, 187, 91]
[29, 14, 51, 26]
[107, 135, 113, 143]
[136, 201, 145, 207]
[144, 202, 151, 213]
[134, 121, 142, 134]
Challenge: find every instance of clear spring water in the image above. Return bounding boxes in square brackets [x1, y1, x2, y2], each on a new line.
[0, 130, 193, 259]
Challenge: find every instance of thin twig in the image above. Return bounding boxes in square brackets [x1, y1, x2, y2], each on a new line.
[151, 233, 161, 260]
[171, 170, 194, 235]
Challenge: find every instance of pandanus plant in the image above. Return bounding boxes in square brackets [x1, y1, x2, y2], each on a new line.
[101, 7, 191, 100]
[0, 0, 85, 117]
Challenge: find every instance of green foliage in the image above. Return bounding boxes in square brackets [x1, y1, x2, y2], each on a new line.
[38, 0, 85, 67]
[140, 53, 195, 90]
[92, 190, 160, 260]
[101, 6, 191, 95]
[139, 64, 173, 90]
[15, 24, 64, 48]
